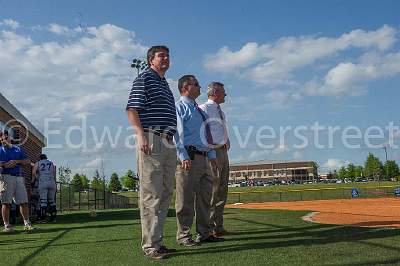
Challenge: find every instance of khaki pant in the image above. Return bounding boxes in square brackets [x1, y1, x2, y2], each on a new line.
[175, 154, 213, 242]
[136, 133, 177, 254]
[210, 148, 229, 233]
[0, 175, 28, 205]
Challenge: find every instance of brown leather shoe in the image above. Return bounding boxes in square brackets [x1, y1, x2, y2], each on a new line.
[212, 230, 229, 237]
[145, 250, 167, 260]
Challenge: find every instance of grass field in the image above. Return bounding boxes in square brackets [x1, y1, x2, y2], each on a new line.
[1, 208, 400, 265]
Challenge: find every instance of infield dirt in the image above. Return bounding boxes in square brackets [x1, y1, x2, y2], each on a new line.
[227, 198, 400, 228]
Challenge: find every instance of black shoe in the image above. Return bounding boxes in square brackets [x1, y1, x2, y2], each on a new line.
[198, 235, 225, 243]
[179, 238, 200, 247]
[159, 245, 177, 254]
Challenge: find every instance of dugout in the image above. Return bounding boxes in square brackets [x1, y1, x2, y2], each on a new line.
[0, 92, 46, 187]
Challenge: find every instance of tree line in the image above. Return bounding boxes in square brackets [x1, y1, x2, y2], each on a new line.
[57, 167, 139, 192]
[330, 153, 399, 181]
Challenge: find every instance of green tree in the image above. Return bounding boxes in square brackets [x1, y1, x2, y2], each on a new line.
[91, 169, 104, 191]
[311, 162, 319, 181]
[71, 173, 83, 191]
[80, 174, 90, 190]
[332, 170, 338, 179]
[121, 170, 137, 190]
[363, 153, 383, 180]
[57, 165, 71, 184]
[384, 160, 399, 180]
[354, 166, 363, 178]
[346, 163, 356, 181]
[338, 167, 347, 180]
[108, 173, 122, 192]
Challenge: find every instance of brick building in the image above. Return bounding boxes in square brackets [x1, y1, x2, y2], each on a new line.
[0, 92, 46, 183]
[229, 160, 318, 184]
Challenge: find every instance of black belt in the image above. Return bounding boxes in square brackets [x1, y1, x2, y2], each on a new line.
[194, 150, 207, 156]
[186, 145, 208, 159]
[144, 129, 173, 141]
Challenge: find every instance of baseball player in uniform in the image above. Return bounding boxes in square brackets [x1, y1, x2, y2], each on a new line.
[32, 154, 57, 222]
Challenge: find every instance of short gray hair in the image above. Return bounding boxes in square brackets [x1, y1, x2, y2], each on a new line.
[207, 81, 224, 97]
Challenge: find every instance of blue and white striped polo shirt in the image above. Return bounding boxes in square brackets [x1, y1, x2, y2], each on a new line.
[126, 68, 177, 136]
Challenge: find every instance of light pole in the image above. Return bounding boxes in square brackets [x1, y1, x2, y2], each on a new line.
[131, 58, 148, 76]
[101, 156, 106, 209]
[383, 146, 388, 181]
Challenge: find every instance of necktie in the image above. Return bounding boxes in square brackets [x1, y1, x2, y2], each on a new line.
[217, 105, 224, 120]
[194, 102, 214, 145]
[217, 104, 229, 146]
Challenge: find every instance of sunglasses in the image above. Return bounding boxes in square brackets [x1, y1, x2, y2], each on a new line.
[187, 82, 200, 87]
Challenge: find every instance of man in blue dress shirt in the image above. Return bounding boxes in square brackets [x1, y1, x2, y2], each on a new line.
[174, 75, 223, 246]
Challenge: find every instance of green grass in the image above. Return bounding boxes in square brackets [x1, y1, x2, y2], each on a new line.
[1, 208, 400, 265]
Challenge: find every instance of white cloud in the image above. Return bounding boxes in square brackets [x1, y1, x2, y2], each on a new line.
[48, 23, 76, 36]
[204, 25, 399, 94]
[0, 19, 20, 29]
[203, 42, 261, 73]
[322, 158, 348, 170]
[85, 157, 102, 168]
[264, 90, 302, 109]
[304, 51, 400, 96]
[0, 21, 148, 123]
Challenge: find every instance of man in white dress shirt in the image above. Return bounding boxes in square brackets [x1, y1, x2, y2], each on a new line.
[199, 82, 230, 237]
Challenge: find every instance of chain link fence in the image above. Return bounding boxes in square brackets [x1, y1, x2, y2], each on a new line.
[227, 185, 400, 204]
[55, 182, 139, 212]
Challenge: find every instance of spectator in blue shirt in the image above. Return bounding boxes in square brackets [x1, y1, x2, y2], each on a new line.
[0, 130, 33, 232]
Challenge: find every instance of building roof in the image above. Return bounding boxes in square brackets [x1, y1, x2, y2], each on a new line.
[230, 159, 314, 166]
[0, 92, 46, 145]
[230, 159, 317, 171]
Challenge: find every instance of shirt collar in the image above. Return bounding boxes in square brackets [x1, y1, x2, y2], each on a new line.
[180, 96, 195, 105]
[206, 99, 219, 106]
[148, 67, 165, 80]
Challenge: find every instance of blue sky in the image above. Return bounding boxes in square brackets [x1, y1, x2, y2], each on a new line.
[1, 0, 400, 179]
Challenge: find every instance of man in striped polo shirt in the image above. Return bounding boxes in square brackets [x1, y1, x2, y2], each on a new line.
[126, 45, 177, 260]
